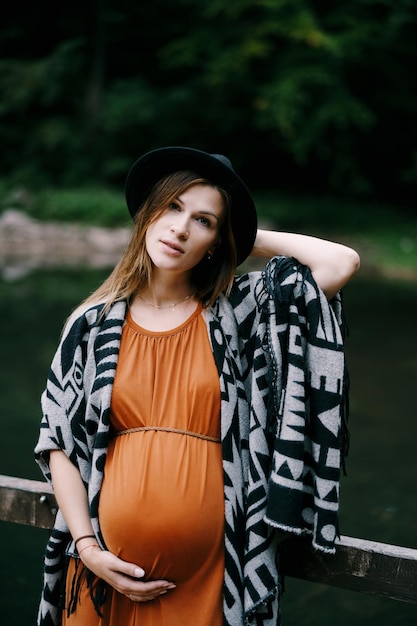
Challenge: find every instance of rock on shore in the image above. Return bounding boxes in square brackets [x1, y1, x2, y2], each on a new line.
[0, 209, 131, 280]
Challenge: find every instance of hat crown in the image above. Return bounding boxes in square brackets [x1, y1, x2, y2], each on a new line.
[210, 154, 234, 171]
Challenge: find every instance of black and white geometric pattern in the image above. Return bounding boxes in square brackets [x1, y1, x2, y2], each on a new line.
[35, 255, 348, 626]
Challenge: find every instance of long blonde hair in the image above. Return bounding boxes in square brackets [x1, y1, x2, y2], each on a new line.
[78, 170, 238, 316]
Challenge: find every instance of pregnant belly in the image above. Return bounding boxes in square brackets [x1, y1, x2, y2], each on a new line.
[99, 432, 225, 584]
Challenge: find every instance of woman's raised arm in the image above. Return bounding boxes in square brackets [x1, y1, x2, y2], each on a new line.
[251, 229, 360, 299]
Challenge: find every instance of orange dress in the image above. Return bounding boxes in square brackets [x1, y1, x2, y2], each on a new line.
[64, 303, 225, 626]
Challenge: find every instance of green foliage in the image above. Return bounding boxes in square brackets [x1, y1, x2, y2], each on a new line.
[0, 0, 416, 204]
[0, 184, 127, 227]
[0, 39, 88, 186]
[33, 187, 127, 226]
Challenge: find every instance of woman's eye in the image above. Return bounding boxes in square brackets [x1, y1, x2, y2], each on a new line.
[168, 202, 180, 211]
[197, 216, 211, 227]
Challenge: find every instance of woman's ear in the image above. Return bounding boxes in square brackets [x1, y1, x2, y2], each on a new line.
[214, 236, 222, 250]
[207, 238, 221, 259]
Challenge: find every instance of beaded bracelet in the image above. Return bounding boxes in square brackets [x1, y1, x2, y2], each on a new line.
[78, 543, 100, 556]
[74, 534, 96, 547]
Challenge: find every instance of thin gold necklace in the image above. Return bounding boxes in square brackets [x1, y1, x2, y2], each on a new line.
[137, 293, 193, 312]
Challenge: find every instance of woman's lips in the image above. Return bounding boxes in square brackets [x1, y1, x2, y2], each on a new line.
[160, 240, 184, 254]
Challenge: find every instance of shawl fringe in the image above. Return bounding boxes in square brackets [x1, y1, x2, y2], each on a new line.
[66, 558, 106, 619]
[244, 585, 280, 625]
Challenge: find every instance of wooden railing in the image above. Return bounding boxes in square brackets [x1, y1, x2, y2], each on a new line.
[1, 473, 417, 604]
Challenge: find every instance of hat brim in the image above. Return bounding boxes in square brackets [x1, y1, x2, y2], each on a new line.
[125, 146, 257, 266]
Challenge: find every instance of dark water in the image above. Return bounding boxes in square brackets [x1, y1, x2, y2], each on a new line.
[1, 268, 417, 625]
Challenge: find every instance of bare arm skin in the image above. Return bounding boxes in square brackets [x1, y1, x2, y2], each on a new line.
[251, 229, 360, 299]
[49, 450, 176, 602]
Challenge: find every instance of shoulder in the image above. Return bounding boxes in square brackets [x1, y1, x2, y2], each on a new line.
[47, 300, 127, 377]
[234, 268, 262, 290]
[62, 302, 105, 340]
[257, 255, 317, 304]
[60, 300, 127, 349]
[212, 256, 313, 322]
[227, 256, 304, 307]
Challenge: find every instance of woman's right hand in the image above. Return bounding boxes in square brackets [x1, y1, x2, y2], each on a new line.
[79, 545, 176, 602]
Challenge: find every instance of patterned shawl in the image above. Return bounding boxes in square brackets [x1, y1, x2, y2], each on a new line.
[34, 256, 348, 626]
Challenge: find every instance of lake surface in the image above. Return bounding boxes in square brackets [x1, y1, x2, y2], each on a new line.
[1, 267, 417, 625]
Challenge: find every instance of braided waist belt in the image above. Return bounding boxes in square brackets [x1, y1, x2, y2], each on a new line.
[113, 426, 221, 444]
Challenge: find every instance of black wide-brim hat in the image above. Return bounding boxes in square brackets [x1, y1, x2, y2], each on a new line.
[125, 146, 257, 266]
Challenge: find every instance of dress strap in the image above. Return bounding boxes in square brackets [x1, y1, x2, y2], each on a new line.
[113, 426, 221, 443]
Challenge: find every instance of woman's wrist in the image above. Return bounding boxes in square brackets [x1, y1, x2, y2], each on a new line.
[78, 543, 100, 556]
[74, 534, 96, 548]
[78, 543, 102, 566]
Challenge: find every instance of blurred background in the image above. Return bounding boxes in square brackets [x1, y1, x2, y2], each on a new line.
[1, 1, 417, 624]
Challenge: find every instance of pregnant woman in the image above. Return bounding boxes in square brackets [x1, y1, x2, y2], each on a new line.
[35, 146, 360, 626]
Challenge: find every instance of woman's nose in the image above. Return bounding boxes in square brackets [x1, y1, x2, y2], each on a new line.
[170, 216, 189, 238]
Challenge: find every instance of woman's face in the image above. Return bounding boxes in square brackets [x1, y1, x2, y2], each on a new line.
[145, 184, 225, 277]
